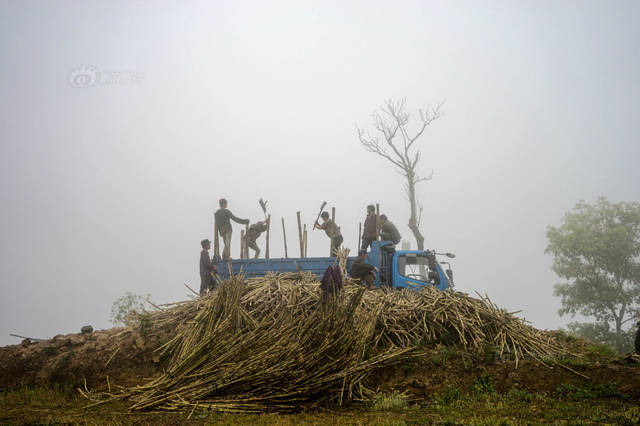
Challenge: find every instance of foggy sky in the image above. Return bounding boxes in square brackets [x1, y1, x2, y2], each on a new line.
[1, 0, 639, 346]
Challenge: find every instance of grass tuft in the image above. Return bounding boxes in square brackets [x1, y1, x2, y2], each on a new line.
[371, 392, 408, 411]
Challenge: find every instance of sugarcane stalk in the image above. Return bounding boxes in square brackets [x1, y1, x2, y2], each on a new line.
[265, 214, 271, 259]
[296, 212, 303, 258]
[281, 218, 288, 258]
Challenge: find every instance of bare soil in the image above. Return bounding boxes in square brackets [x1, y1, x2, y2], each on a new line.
[0, 327, 170, 390]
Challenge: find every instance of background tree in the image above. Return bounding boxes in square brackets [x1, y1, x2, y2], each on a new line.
[357, 98, 442, 250]
[110, 292, 153, 326]
[546, 196, 640, 353]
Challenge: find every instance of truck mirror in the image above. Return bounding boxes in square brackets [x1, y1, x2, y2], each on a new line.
[446, 269, 453, 281]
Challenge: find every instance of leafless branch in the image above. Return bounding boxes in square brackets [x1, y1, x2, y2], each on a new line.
[414, 169, 434, 184]
[357, 126, 405, 170]
[408, 102, 443, 150]
[357, 98, 443, 250]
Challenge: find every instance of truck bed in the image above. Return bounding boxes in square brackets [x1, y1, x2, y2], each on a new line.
[216, 256, 356, 280]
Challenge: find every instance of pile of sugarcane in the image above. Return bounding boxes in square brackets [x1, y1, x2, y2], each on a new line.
[103, 271, 566, 414]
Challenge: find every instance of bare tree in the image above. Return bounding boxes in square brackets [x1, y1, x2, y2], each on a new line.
[357, 98, 442, 250]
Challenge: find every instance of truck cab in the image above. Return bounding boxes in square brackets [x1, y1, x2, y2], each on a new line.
[362, 241, 453, 291]
[217, 240, 454, 291]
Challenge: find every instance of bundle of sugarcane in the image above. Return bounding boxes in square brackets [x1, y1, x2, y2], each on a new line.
[102, 271, 567, 414]
[114, 275, 412, 413]
[354, 286, 563, 363]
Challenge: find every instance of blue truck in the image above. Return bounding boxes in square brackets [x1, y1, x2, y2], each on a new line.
[217, 241, 455, 291]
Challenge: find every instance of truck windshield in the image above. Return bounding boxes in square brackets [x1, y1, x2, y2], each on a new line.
[397, 254, 430, 282]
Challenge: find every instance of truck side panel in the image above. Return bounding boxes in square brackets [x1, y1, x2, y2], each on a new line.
[217, 257, 355, 280]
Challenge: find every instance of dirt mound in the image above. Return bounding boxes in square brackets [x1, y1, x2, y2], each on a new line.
[1, 272, 638, 411]
[0, 327, 168, 390]
[369, 349, 640, 400]
[2, 329, 638, 406]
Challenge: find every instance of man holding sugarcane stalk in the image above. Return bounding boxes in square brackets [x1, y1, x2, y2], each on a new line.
[245, 217, 270, 258]
[314, 210, 343, 256]
[215, 198, 250, 260]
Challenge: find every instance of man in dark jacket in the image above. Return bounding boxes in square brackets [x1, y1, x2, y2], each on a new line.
[245, 218, 269, 258]
[320, 265, 343, 303]
[350, 250, 377, 289]
[199, 239, 218, 295]
[214, 198, 250, 260]
[314, 211, 343, 256]
[379, 214, 401, 245]
[361, 204, 377, 251]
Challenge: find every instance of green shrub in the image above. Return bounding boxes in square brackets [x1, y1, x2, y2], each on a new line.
[586, 343, 616, 360]
[554, 382, 627, 401]
[138, 313, 153, 339]
[371, 392, 408, 411]
[110, 292, 152, 327]
[470, 374, 495, 395]
[436, 386, 461, 405]
[482, 345, 501, 365]
[430, 344, 455, 366]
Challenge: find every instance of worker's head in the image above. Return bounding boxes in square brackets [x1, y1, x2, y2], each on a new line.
[358, 249, 367, 258]
[201, 239, 211, 250]
[367, 205, 375, 214]
[380, 214, 387, 224]
[321, 211, 329, 221]
[219, 198, 227, 208]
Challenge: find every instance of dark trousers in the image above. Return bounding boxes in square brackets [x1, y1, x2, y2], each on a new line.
[361, 237, 374, 251]
[331, 235, 343, 256]
[200, 275, 212, 295]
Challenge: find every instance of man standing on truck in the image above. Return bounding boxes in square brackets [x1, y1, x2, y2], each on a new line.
[215, 198, 250, 260]
[314, 211, 343, 256]
[379, 214, 401, 245]
[361, 204, 377, 252]
[200, 239, 218, 295]
[245, 218, 269, 258]
[350, 250, 377, 289]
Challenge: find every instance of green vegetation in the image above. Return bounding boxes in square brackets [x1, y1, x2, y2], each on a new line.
[435, 385, 461, 405]
[109, 292, 153, 327]
[370, 392, 408, 411]
[2, 385, 638, 425]
[470, 374, 495, 395]
[554, 382, 628, 401]
[505, 388, 544, 403]
[546, 330, 618, 369]
[137, 312, 153, 339]
[546, 196, 640, 353]
[429, 344, 456, 366]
